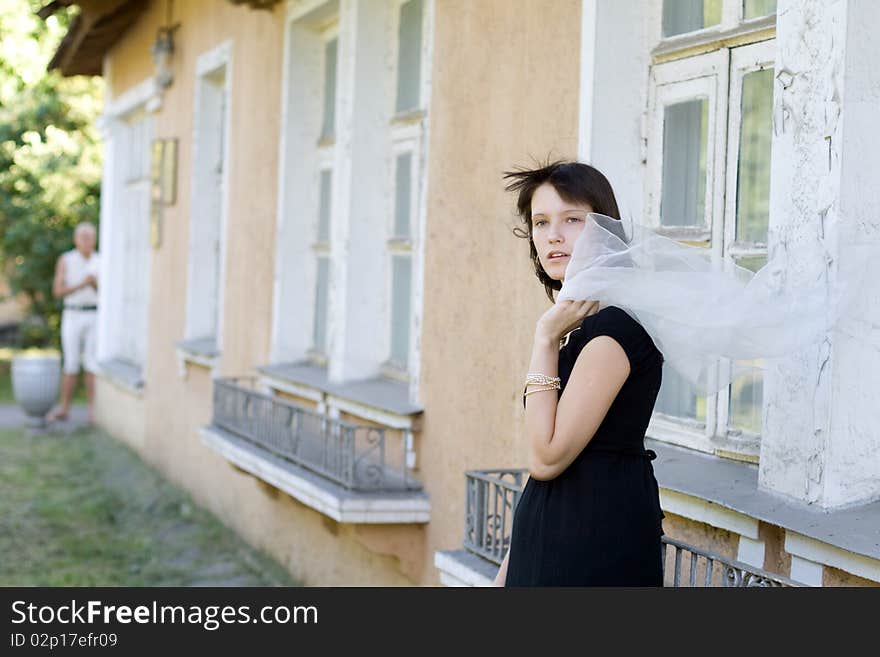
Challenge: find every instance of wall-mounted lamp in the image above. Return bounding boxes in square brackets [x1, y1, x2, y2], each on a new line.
[147, 0, 180, 112]
[151, 25, 177, 91]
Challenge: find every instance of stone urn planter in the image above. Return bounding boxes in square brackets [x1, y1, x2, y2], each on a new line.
[11, 351, 61, 428]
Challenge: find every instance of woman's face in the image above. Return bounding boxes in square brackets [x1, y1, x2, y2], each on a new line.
[530, 182, 592, 282]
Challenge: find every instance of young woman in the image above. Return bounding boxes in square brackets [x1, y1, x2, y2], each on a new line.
[494, 161, 666, 587]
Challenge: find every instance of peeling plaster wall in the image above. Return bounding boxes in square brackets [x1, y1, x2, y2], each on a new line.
[825, 0, 880, 506]
[760, 0, 849, 506]
[760, 0, 880, 507]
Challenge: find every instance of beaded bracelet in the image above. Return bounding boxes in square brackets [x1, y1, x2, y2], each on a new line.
[524, 373, 561, 388]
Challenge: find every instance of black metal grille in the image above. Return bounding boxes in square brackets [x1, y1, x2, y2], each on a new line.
[212, 377, 421, 493]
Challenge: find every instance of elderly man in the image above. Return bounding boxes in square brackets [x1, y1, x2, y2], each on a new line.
[45, 222, 100, 425]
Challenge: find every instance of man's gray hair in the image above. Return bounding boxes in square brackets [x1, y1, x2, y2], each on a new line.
[74, 222, 97, 237]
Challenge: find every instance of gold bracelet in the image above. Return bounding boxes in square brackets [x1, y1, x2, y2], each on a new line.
[524, 385, 558, 397]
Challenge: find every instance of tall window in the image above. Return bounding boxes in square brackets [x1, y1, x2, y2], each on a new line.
[647, 0, 776, 460]
[112, 108, 152, 368]
[186, 53, 230, 352]
[310, 33, 338, 362]
[385, 0, 425, 378]
[272, 1, 431, 390]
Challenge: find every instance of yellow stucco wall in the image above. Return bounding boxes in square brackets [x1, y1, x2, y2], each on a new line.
[416, 0, 582, 584]
[94, 380, 146, 452]
[96, 0, 582, 586]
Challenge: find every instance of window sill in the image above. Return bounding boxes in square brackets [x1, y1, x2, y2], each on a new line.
[96, 358, 144, 397]
[256, 361, 423, 429]
[648, 438, 880, 567]
[647, 414, 760, 463]
[200, 425, 430, 524]
[433, 549, 496, 587]
[175, 337, 220, 379]
[651, 14, 776, 64]
[391, 108, 426, 125]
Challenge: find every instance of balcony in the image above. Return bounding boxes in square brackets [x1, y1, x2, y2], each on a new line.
[435, 468, 801, 587]
[201, 377, 430, 523]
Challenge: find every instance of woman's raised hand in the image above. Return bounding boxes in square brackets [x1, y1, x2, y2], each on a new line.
[535, 299, 599, 343]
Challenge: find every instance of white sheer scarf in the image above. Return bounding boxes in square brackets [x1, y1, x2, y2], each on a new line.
[556, 213, 872, 396]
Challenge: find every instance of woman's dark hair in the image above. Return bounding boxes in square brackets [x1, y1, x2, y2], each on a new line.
[504, 159, 622, 302]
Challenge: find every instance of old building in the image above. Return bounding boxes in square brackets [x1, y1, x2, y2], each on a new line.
[46, 0, 880, 586]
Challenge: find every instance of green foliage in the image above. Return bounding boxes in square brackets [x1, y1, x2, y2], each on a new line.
[0, 0, 104, 348]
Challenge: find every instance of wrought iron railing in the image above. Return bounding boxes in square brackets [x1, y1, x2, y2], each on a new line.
[462, 468, 799, 586]
[212, 377, 421, 493]
[661, 537, 800, 587]
[463, 469, 526, 565]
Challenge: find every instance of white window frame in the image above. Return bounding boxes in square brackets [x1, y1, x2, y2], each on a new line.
[645, 5, 776, 460]
[309, 71, 338, 365]
[182, 40, 233, 370]
[95, 77, 155, 383]
[270, 2, 338, 366]
[645, 49, 729, 246]
[652, 0, 776, 59]
[714, 38, 776, 457]
[382, 0, 431, 383]
[270, 0, 431, 407]
[309, 23, 339, 365]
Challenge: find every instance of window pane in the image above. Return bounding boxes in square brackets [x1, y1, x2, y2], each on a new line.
[736, 253, 767, 274]
[736, 68, 773, 244]
[729, 358, 763, 434]
[730, 256, 765, 435]
[393, 153, 412, 238]
[661, 98, 708, 227]
[743, 0, 776, 20]
[662, 0, 722, 37]
[318, 169, 332, 242]
[656, 362, 707, 423]
[321, 39, 337, 140]
[390, 255, 412, 367]
[396, 0, 423, 113]
[313, 257, 329, 353]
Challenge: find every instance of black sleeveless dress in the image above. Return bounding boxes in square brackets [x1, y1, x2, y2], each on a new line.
[505, 305, 666, 587]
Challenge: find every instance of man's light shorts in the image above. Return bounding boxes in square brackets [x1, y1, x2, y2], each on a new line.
[61, 309, 98, 375]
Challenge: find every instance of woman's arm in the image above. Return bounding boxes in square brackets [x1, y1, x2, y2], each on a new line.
[525, 303, 630, 481]
[493, 550, 510, 587]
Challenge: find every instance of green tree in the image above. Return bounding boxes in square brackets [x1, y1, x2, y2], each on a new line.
[0, 0, 103, 347]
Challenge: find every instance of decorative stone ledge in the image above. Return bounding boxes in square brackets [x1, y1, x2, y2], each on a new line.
[175, 337, 220, 379]
[257, 361, 423, 430]
[650, 438, 880, 582]
[433, 550, 496, 587]
[96, 358, 144, 396]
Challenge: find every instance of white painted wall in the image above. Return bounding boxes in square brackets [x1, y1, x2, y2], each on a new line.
[579, 0, 654, 225]
[824, 0, 880, 506]
[760, 0, 880, 508]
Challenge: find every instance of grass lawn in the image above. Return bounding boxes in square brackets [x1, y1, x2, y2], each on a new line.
[0, 424, 300, 586]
